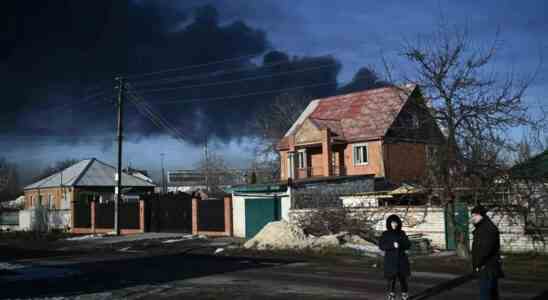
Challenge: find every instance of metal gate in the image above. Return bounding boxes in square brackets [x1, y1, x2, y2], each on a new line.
[445, 202, 469, 250]
[245, 197, 281, 239]
[144, 193, 192, 233]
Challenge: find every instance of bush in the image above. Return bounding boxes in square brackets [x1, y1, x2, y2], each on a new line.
[294, 208, 379, 242]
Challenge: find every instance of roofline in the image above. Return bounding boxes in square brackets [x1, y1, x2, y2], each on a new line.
[93, 159, 156, 187]
[71, 158, 95, 187]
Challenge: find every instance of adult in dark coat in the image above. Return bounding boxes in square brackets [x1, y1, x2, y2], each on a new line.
[379, 214, 412, 300]
[471, 205, 504, 300]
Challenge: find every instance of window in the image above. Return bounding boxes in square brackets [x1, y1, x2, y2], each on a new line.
[297, 150, 307, 169]
[48, 194, 53, 209]
[353, 144, 368, 165]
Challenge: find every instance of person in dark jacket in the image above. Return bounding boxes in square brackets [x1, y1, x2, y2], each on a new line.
[379, 214, 412, 300]
[471, 205, 504, 300]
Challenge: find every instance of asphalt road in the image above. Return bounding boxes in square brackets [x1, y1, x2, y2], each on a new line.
[1, 236, 546, 300]
[1, 250, 545, 300]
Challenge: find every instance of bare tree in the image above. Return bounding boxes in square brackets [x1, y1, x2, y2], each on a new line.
[0, 158, 21, 202]
[34, 159, 80, 182]
[388, 24, 541, 257]
[194, 152, 240, 192]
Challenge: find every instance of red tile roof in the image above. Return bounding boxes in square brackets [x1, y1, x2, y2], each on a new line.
[277, 85, 417, 150]
[312, 85, 415, 140]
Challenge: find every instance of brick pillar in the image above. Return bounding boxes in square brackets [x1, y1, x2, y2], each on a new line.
[139, 199, 145, 233]
[70, 196, 75, 232]
[90, 200, 96, 233]
[224, 196, 233, 236]
[321, 128, 332, 177]
[192, 197, 198, 235]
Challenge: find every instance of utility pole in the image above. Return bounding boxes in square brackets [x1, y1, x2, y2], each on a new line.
[204, 136, 209, 192]
[161, 153, 166, 194]
[114, 76, 125, 236]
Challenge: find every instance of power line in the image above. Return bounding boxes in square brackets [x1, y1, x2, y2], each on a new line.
[124, 52, 267, 80]
[134, 62, 339, 94]
[148, 78, 344, 105]
[130, 54, 334, 87]
[127, 87, 188, 145]
[127, 85, 187, 139]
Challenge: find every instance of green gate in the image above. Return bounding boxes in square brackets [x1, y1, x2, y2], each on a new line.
[245, 197, 281, 239]
[445, 202, 469, 250]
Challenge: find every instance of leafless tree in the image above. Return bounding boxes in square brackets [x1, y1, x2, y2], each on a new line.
[252, 92, 311, 180]
[194, 152, 241, 192]
[0, 158, 21, 202]
[34, 159, 80, 182]
[384, 24, 542, 257]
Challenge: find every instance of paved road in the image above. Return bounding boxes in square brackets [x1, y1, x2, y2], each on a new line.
[1, 250, 545, 300]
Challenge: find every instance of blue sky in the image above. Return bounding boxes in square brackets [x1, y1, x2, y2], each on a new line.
[4, 1, 547, 183]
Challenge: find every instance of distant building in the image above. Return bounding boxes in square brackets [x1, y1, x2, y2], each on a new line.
[167, 170, 207, 193]
[167, 169, 247, 193]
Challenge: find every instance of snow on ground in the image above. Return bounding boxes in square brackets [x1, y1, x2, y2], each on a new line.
[162, 235, 196, 244]
[65, 234, 105, 241]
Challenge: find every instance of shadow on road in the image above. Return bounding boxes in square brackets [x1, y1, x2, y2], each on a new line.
[0, 253, 300, 299]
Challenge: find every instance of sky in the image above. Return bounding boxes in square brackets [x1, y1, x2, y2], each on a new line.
[1, 0, 547, 184]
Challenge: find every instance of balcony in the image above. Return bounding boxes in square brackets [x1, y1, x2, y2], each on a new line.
[295, 166, 346, 179]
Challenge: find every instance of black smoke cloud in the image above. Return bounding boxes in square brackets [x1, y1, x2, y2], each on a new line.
[1, 1, 384, 148]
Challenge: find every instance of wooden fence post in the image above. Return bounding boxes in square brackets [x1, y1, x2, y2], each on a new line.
[90, 200, 96, 234]
[224, 196, 233, 236]
[139, 199, 145, 233]
[192, 197, 198, 235]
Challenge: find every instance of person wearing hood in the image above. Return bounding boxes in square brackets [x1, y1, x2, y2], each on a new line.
[471, 205, 504, 300]
[379, 214, 412, 300]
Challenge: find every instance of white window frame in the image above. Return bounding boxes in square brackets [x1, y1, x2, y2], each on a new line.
[353, 143, 369, 165]
[297, 149, 307, 169]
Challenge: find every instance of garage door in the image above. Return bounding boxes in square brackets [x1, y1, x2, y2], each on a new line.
[245, 197, 281, 239]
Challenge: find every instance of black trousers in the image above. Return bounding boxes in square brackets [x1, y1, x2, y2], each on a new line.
[387, 274, 408, 293]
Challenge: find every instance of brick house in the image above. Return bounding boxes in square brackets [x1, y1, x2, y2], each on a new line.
[24, 158, 155, 210]
[277, 84, 444, 184]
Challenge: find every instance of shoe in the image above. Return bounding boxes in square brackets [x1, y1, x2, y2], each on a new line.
[386, 293, 396, 300]
[401, 292, 409, 300]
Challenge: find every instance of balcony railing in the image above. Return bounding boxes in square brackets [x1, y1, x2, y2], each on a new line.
[295, 166, 346, 179]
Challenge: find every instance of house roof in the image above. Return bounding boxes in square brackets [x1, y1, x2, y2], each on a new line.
[511, 149, 548, 179]
[24, 158, 156, 190]
[278, 84, 417, 149]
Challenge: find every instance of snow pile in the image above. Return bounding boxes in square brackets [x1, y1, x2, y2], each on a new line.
[244, 221, 344, 250]
[162, 235, 195, 244]
[65, 234, 105, 241]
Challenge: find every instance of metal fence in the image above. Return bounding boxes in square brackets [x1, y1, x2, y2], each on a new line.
[73, 201, 91, 228]
[197, 199, 225, 231]
[144, 193, 193, 232]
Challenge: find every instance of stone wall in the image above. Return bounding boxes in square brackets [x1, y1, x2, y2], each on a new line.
[289, 206, 548, 253]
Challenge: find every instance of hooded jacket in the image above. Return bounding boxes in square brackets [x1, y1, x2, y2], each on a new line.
[379, 214, 411, 278]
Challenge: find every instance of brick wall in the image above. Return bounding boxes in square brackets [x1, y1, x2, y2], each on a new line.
[24, 187, 73, 210]
[343, 140, 385, 177]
